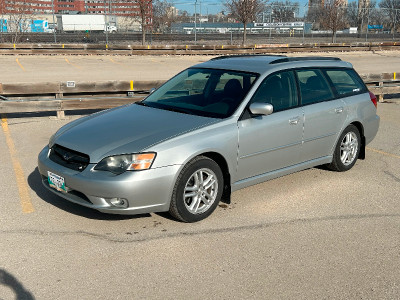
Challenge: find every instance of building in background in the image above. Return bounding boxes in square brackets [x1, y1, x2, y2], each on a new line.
[1, 0, 152, 32]
[1, 0, 143, 16]
[167, 6, 179, 18]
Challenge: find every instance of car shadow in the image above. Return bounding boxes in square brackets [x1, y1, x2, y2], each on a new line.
[28, 167, 151, 221]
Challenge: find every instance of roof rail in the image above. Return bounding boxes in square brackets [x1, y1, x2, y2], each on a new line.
[211, 54, 286, 61]
[269, 57, 342, 64]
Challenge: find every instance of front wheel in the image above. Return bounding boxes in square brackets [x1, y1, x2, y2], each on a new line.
[169, 156, 223, 222]
[327, 125, 361, 172]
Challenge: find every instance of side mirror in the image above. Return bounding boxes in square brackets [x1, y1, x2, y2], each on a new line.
[249, 103, 273, 116]
[149, 88, 156, 94]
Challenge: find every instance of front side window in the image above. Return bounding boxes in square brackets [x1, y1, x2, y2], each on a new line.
[325, 69, 366, 96]
[141, 68, 258, 118]
[251, 70, 298, 112]
[296, 69, 334, 105]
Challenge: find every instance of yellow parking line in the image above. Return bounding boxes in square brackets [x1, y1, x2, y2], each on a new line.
[366, 147, 400, 159]
[1, 115, 34, 214]
[16, 58, 26, 72]
[109, 57, 123, 65]
[64, 57, 82, 69]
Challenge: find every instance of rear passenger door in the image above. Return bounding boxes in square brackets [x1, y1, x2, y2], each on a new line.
[296, 69, 347, 162]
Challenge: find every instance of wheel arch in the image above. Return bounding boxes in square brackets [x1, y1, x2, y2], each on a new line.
[350, 121, 366, 160]
[197, 152, 232, 204]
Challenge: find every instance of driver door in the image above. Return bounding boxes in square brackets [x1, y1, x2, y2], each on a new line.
[236, 70, 304, 182]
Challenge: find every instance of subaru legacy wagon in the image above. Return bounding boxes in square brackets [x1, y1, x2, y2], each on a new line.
[38, 55, 380, 222]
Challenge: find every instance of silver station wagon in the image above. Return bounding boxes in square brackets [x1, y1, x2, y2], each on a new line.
[38, 55, 380, 222]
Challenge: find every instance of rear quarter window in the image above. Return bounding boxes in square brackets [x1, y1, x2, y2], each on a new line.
[325, 69, 366, 96]
[296, 69, 335, 105]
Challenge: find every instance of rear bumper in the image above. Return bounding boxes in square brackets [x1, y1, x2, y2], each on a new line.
[365, 114, 380, 145]
[38, 146, 181, 215]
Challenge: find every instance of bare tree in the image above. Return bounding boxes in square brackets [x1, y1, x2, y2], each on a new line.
[225, 0, 266, 44]
[379, 0, 400, 33]
[356, 0, 378, 33]
[176, 10, 191, 23]
[133, 0, 153, 45]
[4, 0, 32, 43]
[0, 0, 5, 42]
[306, 4, 324, 29]
[270, 1, 299, 23]
[319, 0, 348, 42]
[153, 0, 175, 33]
[346, 1, 359, 27]
[369, 7, 389, 29]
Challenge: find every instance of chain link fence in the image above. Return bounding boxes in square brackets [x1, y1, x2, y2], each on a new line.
[0, 6, 399, 45]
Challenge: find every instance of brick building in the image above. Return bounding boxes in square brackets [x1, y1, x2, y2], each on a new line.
[1, 0, 144, 16]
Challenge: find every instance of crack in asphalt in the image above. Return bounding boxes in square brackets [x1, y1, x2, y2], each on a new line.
[372, 52, 400, 59]
[384, 171, 400, 183]
[1, 213, 399, 244]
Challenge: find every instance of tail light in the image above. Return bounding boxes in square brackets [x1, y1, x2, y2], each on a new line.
[369, 91, 377, 108]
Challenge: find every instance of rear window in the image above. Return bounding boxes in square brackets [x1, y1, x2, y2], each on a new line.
[325, 69, 365, 96]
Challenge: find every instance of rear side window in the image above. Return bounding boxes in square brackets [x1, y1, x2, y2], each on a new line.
[296, 69, 334, 105]
[325, 69, 365, 96]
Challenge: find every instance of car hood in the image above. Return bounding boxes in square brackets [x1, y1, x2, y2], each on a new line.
[53, 104, 219, 163]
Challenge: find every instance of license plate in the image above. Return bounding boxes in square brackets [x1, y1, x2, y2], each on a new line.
[48, 171, 67, 193]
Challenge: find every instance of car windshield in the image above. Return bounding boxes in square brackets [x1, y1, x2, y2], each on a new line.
[140, 68, 259, 118]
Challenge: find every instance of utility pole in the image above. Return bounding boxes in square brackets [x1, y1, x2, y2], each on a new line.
[199, 0, 202, 33]
[366, 8, 370, 42]
[194, 0, 197, 44]
[51, 0, 56, 43]
[104, 0, 108, 45]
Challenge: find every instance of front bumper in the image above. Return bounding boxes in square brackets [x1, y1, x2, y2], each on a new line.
[38, 146, 181, 215]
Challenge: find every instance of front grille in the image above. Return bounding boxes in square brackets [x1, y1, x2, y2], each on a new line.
[49, 144, 90, 172]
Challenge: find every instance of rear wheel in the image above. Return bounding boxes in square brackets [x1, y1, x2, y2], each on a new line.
[328, 125, 361, 172]
[169, 156, 223, 222]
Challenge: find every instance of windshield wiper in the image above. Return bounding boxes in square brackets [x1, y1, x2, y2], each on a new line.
[136, 101, 193, 115]
[161, 106, 193, 115]
[134, 101, 149, 107]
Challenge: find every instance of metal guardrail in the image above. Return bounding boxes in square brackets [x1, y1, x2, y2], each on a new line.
[0, 73, 399, 117]
[0, 80, 163, 118]
[361, 72, 400, 102]
[1, 41, 400, 55]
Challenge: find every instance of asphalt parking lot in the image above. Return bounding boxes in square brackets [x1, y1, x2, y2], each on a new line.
[0, 99, 399, 299]
[1, 51, 400, 84]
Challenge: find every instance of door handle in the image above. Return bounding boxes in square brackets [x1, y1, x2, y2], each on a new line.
[289, 117, 300, 125]
[335, 107, 344, 113]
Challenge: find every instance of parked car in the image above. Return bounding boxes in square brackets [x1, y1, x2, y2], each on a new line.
[38, 55, 380, 222]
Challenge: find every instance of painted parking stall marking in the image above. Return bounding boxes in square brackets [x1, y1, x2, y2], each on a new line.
[0, 114, 34, 213]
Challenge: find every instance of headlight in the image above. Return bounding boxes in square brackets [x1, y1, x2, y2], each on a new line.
[94, 153, 156, 175]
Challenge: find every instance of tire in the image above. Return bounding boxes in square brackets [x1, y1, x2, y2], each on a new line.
[327, 125, 361, 172]
[169, 156, 223, 222]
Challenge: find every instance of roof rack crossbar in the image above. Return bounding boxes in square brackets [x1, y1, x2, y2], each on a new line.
[269, 57, 341, 64]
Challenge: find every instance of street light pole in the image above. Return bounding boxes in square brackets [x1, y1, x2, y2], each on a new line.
[394, 9, 398, 41]
[194, 0, 197, 44]
[104, 0, 108, 45]
[199, 0, 202, 33]
[269, 6, 272, 42]
[365, 8, 370, 42]
[51, 0, 56, 43]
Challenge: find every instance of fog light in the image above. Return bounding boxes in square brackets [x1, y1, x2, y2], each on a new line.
[108, 198, 129, 208]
